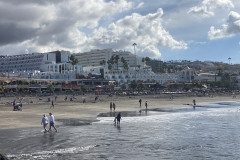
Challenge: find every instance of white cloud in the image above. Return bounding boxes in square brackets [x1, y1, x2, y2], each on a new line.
[0, 0, 132, 53]
[188, 0, 234, 17]
[208, 11, 240, 39]
[0, 0, 189, 58]
[136, 2, 144, 9]
[86, 8, 187, 57]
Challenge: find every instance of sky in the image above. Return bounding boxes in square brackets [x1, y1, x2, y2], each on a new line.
[0, 0, 240, 63]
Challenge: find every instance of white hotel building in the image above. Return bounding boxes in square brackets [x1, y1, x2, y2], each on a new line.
[74, 48, 144, 67]
[75, 49, 194, 85]
[0, 51, 82, 79]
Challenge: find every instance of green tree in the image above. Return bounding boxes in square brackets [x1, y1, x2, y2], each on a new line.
[115, 55, 120, 70]
[145, 57, 151, 62]
[137, 82, 145, 90]
[137, 65, 141, 70]
[70, 55, 79, 76]
[47, 84, 55, 95]
[121, 57, 129, 71]
[130, 80, 137, 90]
[70, 55, 79, 66]
[107, 60, 113, 70]
[81, 83, 87, 93]
[100, 60, 106, 66]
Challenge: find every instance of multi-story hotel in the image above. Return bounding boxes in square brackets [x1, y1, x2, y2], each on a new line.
[0, 53, 44, 72]
[74, 48, 144, 68]
[0, 51, 82, 79]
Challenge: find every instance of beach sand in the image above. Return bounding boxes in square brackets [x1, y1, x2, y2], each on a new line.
[0, 94, 237, 130]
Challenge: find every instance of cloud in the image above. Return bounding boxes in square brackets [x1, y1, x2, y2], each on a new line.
[136, 2, 144, 9]
[0, 0, 132, 53]
[188, 0, 234, 17]
[0, 1, 187, 58]
[208, 11, 240, 39]
[87, 8, 187, 57]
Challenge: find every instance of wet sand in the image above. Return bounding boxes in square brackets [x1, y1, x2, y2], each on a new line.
[0, 94, 238, 130]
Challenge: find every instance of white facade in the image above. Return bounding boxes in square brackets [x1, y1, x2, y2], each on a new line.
[81, 65, 188, 85]
[181, 66, 195, 82]
[74, 48, 144, 68]
[0, 51, 82, 80]
[104, 67, 184, 85]
[194, 73, 221, 82]
[0, 53, 44, 72]
[36, 51, 82, 79]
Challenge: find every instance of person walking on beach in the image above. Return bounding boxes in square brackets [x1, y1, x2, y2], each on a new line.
[193, 99, 196, 110]
[48, 113, 57, 132]
[110, 102, 112, 111]
[113, 102, 116, 111]
[145, 101, 148, 109]
[50, 100, 54, 109]
[139, 99, 142, 107]
[41, 114, 48, 133]
[116, 112, 121, 125]
[193, 99, 196, 106]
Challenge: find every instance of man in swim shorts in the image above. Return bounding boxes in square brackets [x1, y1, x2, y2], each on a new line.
[48, 113, 57, 132]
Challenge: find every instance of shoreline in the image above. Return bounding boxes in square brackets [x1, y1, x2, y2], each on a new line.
[0, 94, 238, 130]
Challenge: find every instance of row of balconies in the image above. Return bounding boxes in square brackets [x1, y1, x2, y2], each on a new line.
[0, 56, 43, 61]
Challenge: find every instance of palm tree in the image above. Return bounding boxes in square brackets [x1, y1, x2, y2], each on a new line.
[70, 55, 79, 71]
[70, 55, 78, 66]
[100, 60, 106, 66]
[121, 57, 129, 71]
[70, 55, 79, 78]
[115, 55, 120, 70]
[107, 60, 113, 70]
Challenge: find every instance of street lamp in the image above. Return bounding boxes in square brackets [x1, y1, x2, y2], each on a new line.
[228, 57, 231, 65]
[133, 43, 137, 81]
[133, 43, 137, 67]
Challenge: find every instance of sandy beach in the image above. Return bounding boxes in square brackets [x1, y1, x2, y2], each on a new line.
[0, 93, 238, 130]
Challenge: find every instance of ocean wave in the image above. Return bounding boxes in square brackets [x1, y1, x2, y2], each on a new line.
[8, 145, 97, 160]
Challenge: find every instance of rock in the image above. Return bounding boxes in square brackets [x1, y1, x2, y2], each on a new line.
[0, 151, 8, 160]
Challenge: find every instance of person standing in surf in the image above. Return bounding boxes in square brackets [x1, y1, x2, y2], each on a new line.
[116, 112, 121, 125]
[139, 99, 142, 107]
[145, 101, 148, 109]
[193, 99, 196, 110]
[41, 114, 48, 133]
[48, 113, 57, 132]
[113, 102, 116, 112]
[110, 102, 113, 111]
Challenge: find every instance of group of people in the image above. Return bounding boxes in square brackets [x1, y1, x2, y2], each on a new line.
[41, 113, 57, 133]
[139, 99, 148, 109]
[110, 102, 116, 111]
[12, 99, 23, 111]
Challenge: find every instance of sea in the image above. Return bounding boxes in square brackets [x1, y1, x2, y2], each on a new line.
[1, 101, 240, 160]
